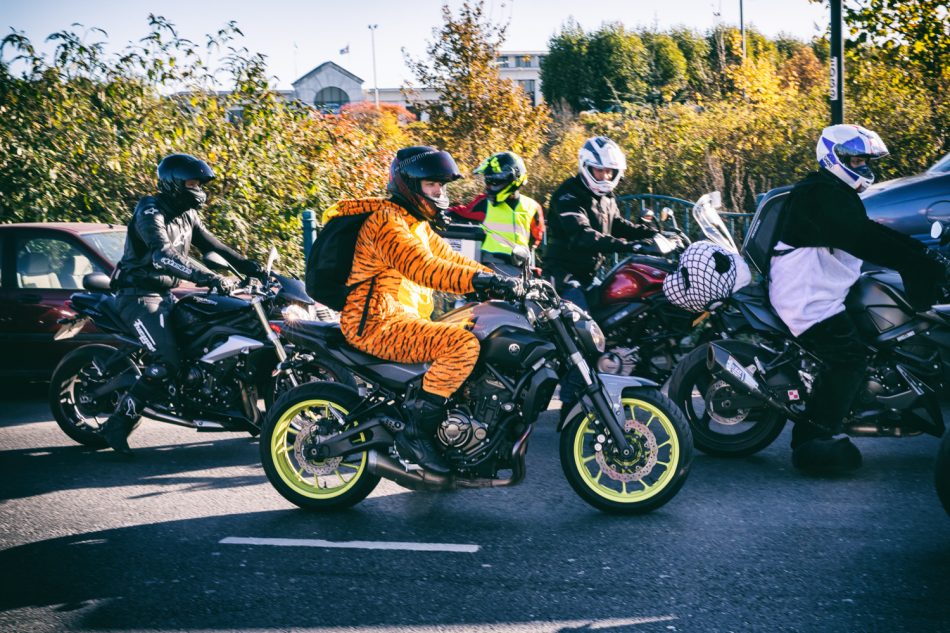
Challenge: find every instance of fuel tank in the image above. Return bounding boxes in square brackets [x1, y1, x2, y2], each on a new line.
[600, 262, 667, 305]
[845, 272, 918, 341]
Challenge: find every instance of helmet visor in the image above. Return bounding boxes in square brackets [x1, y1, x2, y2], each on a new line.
[400, 150, 462, 183]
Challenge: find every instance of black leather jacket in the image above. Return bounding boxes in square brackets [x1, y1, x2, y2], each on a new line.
[112, 195, 250, 292]
[543, 175, 656, 285]
[781, 169, 944, 309]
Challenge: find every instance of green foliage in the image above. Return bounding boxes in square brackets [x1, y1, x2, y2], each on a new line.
[403, 0, 551, 179]
[0, 16, 412, 273]
[539, 19, 591, 113]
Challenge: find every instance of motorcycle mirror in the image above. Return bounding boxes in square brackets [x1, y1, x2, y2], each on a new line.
[930, 221, 950, 245]
[203, 252, 230, 271]
[266, 246, 279, 275]
[510, 245, 531, 268]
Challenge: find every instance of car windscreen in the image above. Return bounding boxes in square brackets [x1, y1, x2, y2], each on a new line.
[929, 152, 950, 174]
[82, 229, 126, 266]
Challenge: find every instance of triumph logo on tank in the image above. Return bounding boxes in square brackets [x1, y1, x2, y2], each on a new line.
[132, 319, 157, 352]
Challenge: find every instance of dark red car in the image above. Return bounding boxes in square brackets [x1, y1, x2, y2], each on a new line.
[0, 223, 127, 379]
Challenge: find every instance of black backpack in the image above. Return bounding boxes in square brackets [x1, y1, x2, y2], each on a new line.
[305, 212, 372, 310]
[741, 186, 794, 278]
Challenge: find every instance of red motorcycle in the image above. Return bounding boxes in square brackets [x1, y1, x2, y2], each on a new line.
[585, 203, 742, 383]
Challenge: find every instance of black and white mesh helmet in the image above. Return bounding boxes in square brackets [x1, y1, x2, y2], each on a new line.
[663, 241, 740, 313]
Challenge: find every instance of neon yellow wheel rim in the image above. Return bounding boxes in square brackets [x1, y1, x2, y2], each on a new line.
[572, 397, 680, 504]
[270, 399, 368, 500]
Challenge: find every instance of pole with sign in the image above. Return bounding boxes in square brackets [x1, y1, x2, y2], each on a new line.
[830, 0, 844, 124]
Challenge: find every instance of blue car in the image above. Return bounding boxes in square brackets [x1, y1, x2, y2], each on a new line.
[861, 152, 950, 249]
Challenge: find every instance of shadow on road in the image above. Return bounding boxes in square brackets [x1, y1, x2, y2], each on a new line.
[0, 436, 263, 501]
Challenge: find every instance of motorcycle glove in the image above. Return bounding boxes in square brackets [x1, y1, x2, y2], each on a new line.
[236, 259, 267, 281]
[472, 273, 525, 301]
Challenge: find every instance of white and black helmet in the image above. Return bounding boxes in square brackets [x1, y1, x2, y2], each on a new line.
[578, 136, 626, 196]
[816, 124, 889, 192]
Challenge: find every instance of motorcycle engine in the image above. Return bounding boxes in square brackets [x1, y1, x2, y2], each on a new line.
[436, 408, 490, 456]
[180, 361, 243, 411]
[596, 346, 639, 375]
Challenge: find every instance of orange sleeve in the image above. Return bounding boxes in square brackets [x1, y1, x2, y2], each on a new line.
[374, 210, 479, 294]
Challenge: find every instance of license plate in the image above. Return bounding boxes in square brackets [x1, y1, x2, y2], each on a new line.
[54, 317, 89, 341]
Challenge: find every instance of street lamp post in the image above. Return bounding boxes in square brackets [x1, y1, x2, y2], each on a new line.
[830, 0, 844, 124]
[740, 0, 746, 60]
[368, 24, 379, 110]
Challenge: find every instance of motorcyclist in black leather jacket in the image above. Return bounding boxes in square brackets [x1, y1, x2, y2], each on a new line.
[543, 136, 657, 418]
[100, 153, 263, 454]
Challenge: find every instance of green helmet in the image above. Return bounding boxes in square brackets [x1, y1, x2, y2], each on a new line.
[474, 151, 527, 202]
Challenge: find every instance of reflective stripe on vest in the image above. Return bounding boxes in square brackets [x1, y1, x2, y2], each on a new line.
[481, 196, 540, 255]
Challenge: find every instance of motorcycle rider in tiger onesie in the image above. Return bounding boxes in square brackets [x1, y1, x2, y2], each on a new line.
[335, 146, 524, 474]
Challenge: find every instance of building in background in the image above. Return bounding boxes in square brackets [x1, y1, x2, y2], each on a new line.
[288, 51, 546, 113]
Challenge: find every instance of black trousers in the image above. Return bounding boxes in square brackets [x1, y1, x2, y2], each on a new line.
[552, 273, 591, 410]
[792, 310, 868, 447]
[116, 292, 179, 371]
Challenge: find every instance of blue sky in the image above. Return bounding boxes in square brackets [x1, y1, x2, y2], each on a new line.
[3, 0, 829, 90]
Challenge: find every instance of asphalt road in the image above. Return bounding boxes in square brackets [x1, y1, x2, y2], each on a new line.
[1, 386, 949, 633]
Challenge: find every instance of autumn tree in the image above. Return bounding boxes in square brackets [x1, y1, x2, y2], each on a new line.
[0, 16, 411, 271]
[403, 0, 550, 176]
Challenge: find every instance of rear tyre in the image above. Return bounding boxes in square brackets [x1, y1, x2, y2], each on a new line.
[668, 343, 785, 457]
[260, 381, 380, 511]
[559, 387, 692, 514]
[49, 344, 139, 448]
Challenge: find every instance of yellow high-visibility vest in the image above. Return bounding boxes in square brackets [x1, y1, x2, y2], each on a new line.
[481, 196, 541, 255]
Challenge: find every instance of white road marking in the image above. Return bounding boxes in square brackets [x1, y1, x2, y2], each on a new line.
[219, 536, 479, 553]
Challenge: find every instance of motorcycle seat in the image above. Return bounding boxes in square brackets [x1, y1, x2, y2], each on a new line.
[285, 320, 430, 389]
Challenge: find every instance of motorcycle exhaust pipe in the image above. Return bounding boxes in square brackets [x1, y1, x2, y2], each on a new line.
[141, 407, 226, 431]
[705, 343, 804, 422]
[366, 450, 452, 491]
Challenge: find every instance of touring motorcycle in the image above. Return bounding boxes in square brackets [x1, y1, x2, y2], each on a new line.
[260, 249, 693, 514]
[667, 192, 950, 457]
[49, 249, 351, 449]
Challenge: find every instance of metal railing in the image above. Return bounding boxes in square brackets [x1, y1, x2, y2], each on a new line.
[302, 194, 756, 260]
[617, 193, 754, 243]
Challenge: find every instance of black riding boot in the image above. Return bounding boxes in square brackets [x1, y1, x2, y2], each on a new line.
[395, 392, 451, 475]
[100, 393, 142, 456]
[99, 373, 165, 456]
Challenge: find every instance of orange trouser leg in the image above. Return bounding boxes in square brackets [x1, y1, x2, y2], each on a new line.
[349, 316, 480, 399]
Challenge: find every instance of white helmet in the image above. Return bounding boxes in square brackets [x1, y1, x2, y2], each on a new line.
[816, 124, 889, 192]
[578, 136, 626, 196]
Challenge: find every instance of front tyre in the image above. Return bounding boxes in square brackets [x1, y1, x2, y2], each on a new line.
[49, 344, 139, 448]
[560, 388, 692, 514]
[260, 382, 379, 511]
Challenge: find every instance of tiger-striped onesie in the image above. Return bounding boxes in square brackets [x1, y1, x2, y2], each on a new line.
[336, 198, 492, 398]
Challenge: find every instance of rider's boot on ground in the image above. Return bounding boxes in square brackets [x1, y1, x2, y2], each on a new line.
[792, 436, 862, 474]
[396, 392, 451, 475]
[100, 393, 142, 456]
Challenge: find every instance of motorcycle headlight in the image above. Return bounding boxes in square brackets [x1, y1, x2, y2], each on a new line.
[571, 311, 606, 354]
[281, 304, 311, 323]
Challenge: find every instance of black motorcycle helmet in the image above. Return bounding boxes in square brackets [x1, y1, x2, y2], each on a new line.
[386, 146, 462, 220]
[156, 154, 216, 212]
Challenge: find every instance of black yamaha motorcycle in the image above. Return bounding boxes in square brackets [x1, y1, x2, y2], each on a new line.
[260, 256, 693, 514]
[49, 250, 351, 449]
[668, 220, 950, 458]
